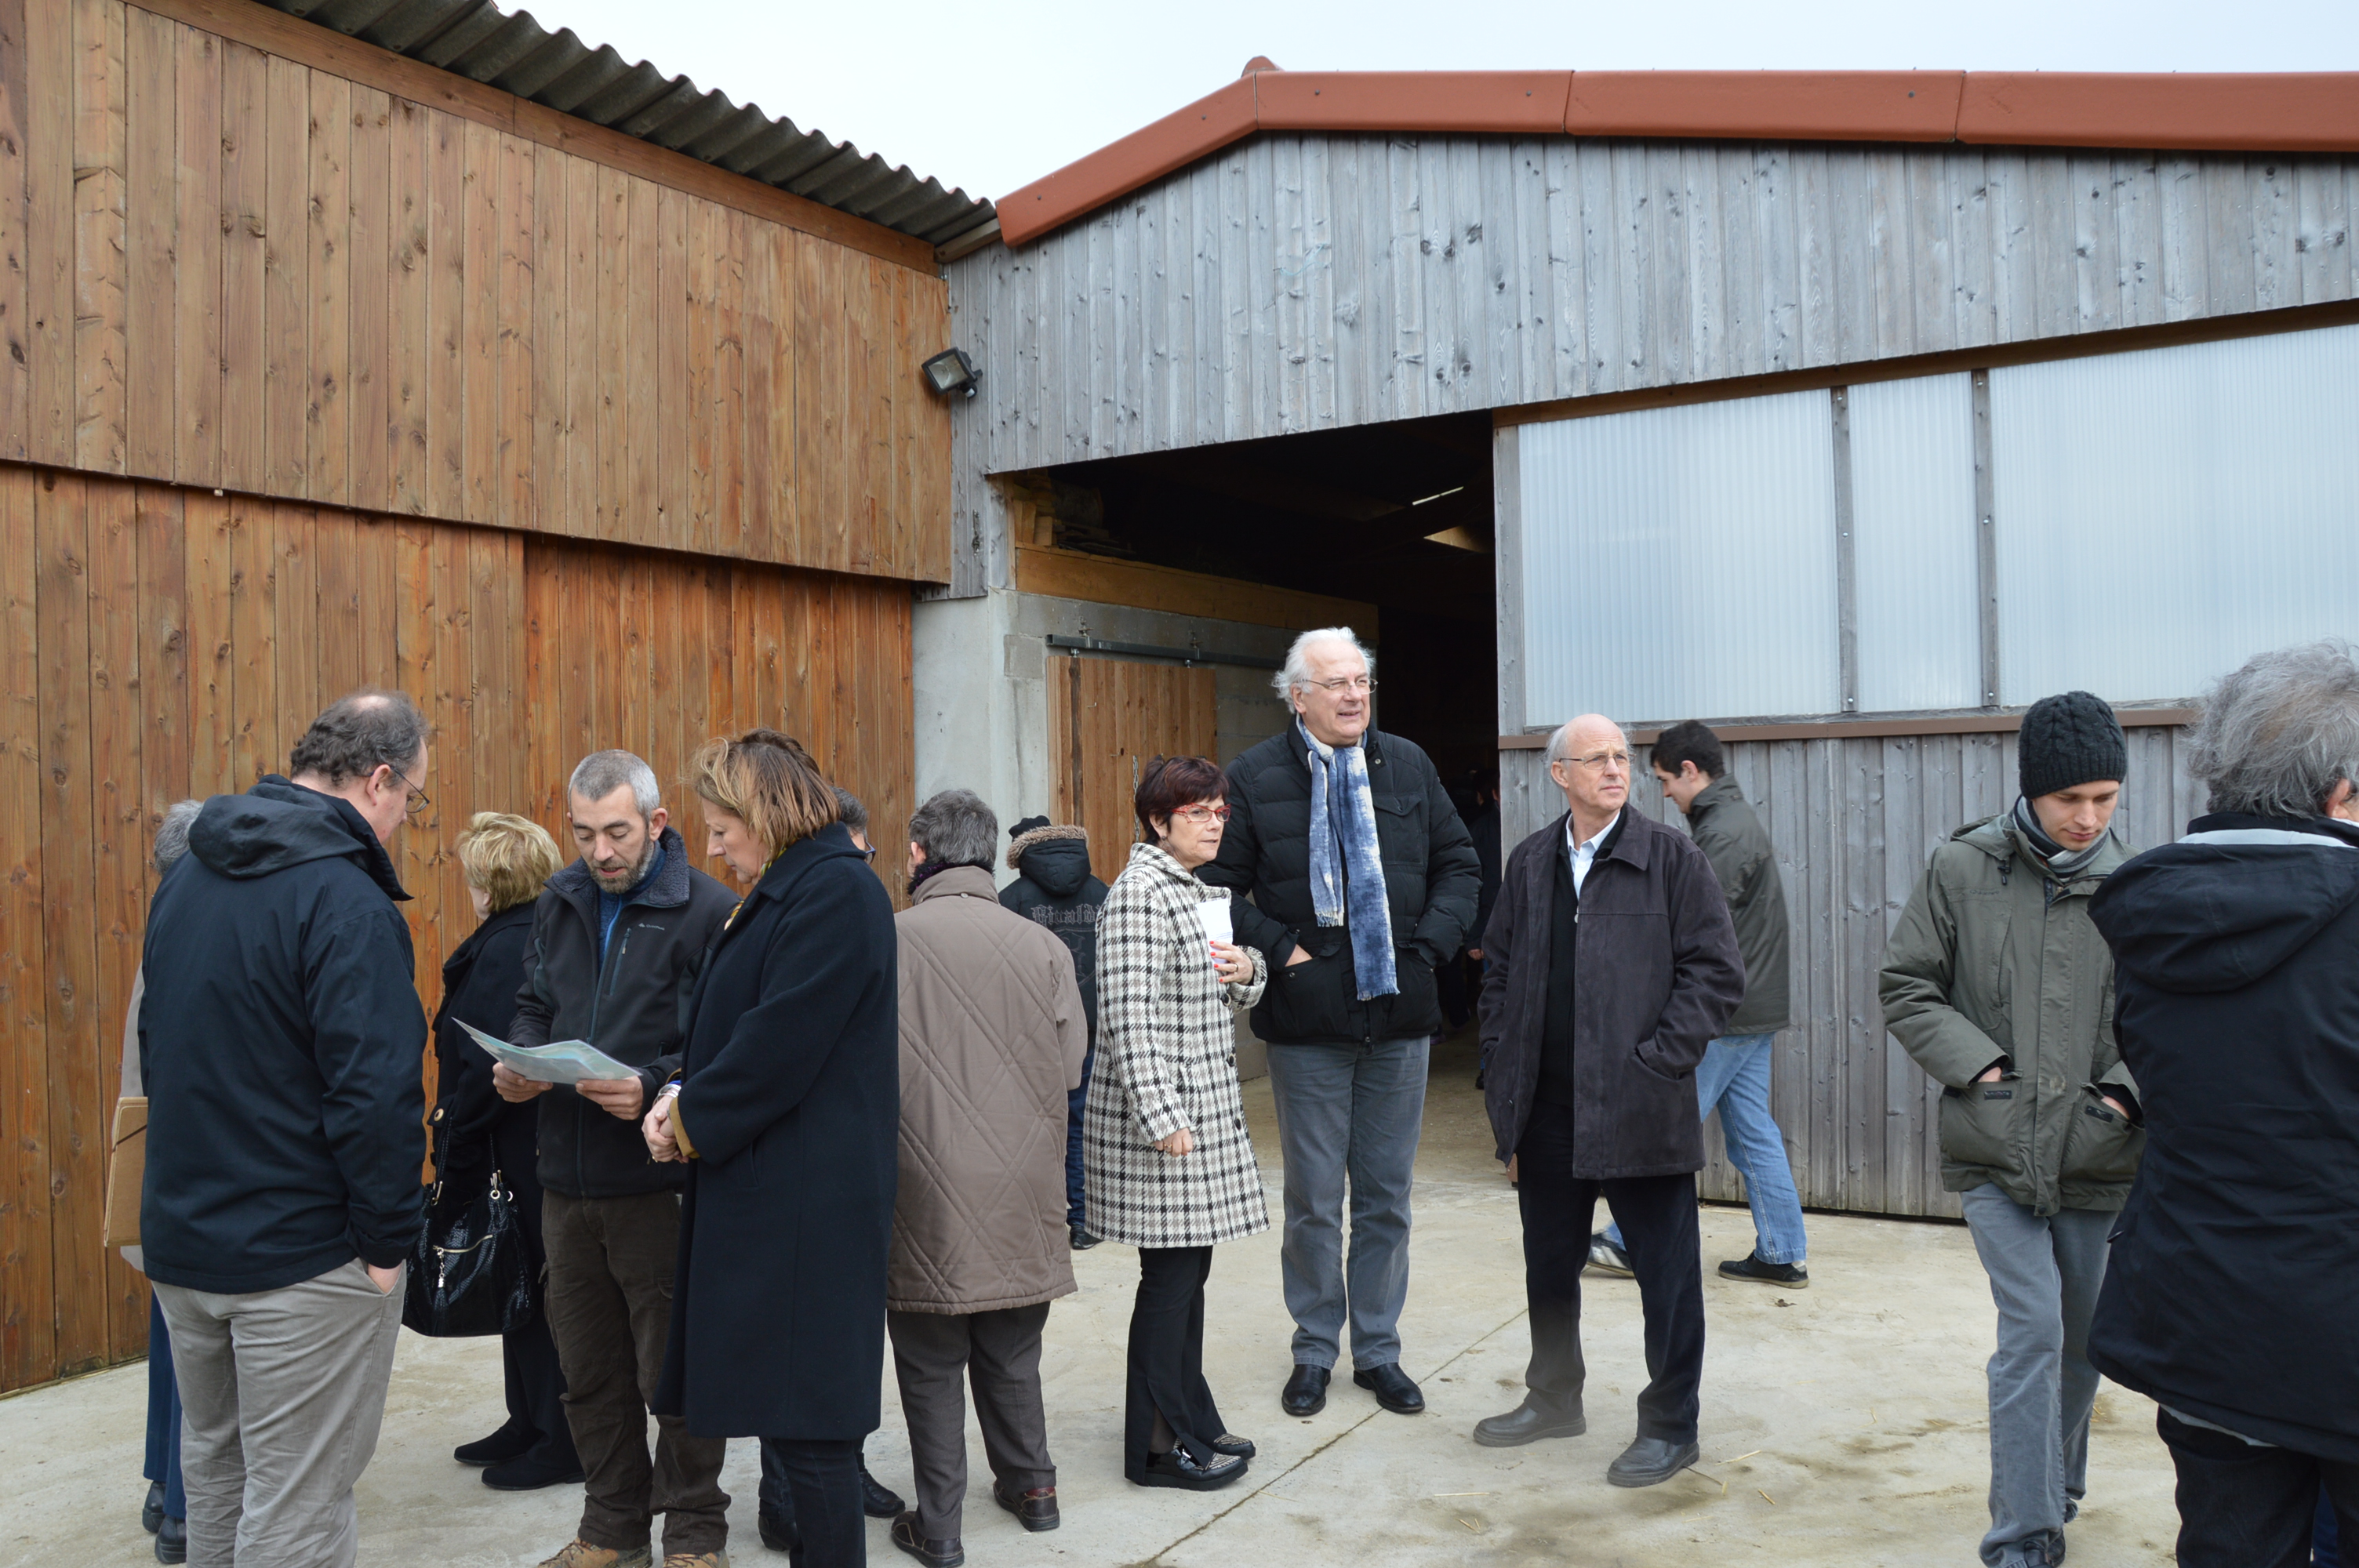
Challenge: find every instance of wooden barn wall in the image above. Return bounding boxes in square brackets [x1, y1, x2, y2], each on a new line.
[0, 459, 914, 1392]
[1495, 725, 2202, 1221]
[0, 0, 951, 582]
[943, 132, 2359, 594]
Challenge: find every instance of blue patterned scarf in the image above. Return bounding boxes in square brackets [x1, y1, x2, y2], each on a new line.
[1303, 722, 1398, 1000]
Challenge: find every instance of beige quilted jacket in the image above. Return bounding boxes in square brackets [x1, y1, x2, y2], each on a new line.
[888, 866, 1089, 1313]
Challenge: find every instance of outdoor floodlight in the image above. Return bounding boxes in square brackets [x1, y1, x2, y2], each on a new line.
[922, 347, 980, 399]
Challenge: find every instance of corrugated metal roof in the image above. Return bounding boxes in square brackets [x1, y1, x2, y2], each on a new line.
[262, 0, 996, 249]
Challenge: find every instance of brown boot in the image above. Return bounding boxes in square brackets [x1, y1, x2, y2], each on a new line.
[536, 1544, 653, 1568]
[660, 1555, 730, 1568]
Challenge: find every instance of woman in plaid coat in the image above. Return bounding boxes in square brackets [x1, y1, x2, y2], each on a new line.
[1083, 755, 1269, 1491]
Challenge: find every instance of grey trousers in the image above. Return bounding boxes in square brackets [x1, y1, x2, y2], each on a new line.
[1264, 1035, 1429, 1371]
[1960, 1185, 2114, 1568]
[154, 1259, 405, 1568]
[887, 1303, 1056, 1541]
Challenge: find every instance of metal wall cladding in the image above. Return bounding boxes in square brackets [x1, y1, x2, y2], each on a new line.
[257, 0, 994, 246]
[1519, 391, 1841, 728]
[1991, 322, 2359, 706]
[1849, 374, 1982, 713]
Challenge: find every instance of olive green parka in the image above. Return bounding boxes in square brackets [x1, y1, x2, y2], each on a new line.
[1878, 813, 2145, 1215]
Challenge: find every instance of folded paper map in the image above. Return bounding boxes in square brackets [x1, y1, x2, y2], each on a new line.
[459, 1021, 638, 1086]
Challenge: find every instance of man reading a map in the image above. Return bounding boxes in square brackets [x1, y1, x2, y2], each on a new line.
[496, 750, 739, 1568]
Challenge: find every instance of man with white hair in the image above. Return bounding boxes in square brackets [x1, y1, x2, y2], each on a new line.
[2088, 642, 2359, 1563]
[1472, 714, 1743, 1488]
[499, 750, 740, 1568]
[1204, 628, 1481, 1421]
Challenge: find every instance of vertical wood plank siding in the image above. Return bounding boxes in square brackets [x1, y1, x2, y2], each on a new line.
[1496, 728, 2205, 1220]
[944, 133, 2359, 594]
[0, 458, 918, 1392]
[3, 0, 951, 584]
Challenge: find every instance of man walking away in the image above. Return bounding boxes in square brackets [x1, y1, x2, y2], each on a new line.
[1882, 692, 2145, 1568]
[1001, 814, 1110, 1248]
[141, 690, 433, 1568]
[1205, 627, 1481, 1421]
[500, 751, 739, 1568]
[1594, 720, 1806, 1287]
[1473, 715, 1744, 1489]
[888, 791, 1089, 1566]
[2086, 642, 2359, 1566]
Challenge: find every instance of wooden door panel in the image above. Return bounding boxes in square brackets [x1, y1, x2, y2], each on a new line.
[1048, 655, 1218, 887]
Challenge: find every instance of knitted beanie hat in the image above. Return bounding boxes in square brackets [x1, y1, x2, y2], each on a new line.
[2018, 691, 2128, 800]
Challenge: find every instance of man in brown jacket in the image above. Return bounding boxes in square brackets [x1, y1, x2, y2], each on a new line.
[888, 789, 1089, 1566]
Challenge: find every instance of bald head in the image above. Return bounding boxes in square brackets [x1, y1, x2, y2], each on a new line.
[1547, 714, 1631, 838]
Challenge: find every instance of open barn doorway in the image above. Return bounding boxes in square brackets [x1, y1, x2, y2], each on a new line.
[1017, 408, 1499, 793]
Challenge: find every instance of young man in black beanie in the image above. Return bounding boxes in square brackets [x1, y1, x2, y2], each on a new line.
[1879, 691, 2147, 1568]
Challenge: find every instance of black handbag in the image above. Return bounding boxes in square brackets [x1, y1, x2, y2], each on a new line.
[402, 1165, 535, 1338]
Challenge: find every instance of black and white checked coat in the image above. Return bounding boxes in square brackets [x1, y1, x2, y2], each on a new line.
[1081, 844, 1270, 1250]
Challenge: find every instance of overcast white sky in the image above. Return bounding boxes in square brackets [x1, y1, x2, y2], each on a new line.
[527, 0, 2359, 205]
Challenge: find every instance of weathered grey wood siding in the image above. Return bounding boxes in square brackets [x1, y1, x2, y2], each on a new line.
[1496, 724, 2201, 1219]
[942, 133, 2358, 595]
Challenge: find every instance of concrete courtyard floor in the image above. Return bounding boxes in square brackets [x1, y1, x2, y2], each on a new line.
[5, 1029, 2179, 1567]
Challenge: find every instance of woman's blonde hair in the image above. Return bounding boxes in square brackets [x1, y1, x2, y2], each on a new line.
[454, 811, 564, 914]
[689, 729, 838, 855]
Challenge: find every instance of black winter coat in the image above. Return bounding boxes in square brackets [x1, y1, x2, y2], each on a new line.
[1000, 829, 1108, 1035]
[653, 824, 899, 1440]
[432, 902, 537, 1160]
[1478, 810, 1745, 1173]
[2087, 811, 2359, 1462]
[139, 777, 426, 1294]
[510, 828, 738, 1200]
[1205, 727, 1481, 1046]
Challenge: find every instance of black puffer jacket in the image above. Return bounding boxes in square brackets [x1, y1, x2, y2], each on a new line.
[1000, 821, 1108, 1034]
[511, 827, 738, 1200]
[2087, 811, 2359, 1462]
[1205, 726, 1481, 1046]
[140, 777, 427, 1294]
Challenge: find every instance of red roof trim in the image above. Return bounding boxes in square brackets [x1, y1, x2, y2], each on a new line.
[997, 68, 2359, 247]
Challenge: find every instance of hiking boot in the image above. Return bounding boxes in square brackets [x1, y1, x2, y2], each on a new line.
[536, 1542, 654, 1568]
[1586, 1233, 1634, 1277]
[661, 1555, 730, 1568]
[1719, 1252, 1808, 1287]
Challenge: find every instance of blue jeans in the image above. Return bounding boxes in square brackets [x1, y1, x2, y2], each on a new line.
[1067, 1044, 1095, 1229]
[1607, 1033, 1807, 1265]
[145, 1292, 185, 1521]
[1265, 1035, 1428, 1371]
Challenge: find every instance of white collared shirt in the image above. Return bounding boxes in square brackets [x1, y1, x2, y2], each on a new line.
[1564, 810, 1622, 898]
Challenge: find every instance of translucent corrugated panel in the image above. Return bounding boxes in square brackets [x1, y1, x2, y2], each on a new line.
[1519, 391, 1841, 727]
[1992, 323, 2359, 705]
[1849, 375, 1982, 712]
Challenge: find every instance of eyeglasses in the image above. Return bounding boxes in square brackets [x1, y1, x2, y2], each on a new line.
[1170, 804, 1233, 824]
[1559, 750, 1632, 772]
[386, 765, 431, 817]
[1303, 676, 1376, 695]
[858, 844, 878, 862]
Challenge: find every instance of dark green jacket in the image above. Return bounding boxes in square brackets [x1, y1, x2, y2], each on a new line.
[1687, 777, 1790, 1035]
[1879, 814, 2144, 1215]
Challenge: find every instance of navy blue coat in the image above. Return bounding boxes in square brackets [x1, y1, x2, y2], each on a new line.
[2088, 811, 2359, 1463]
[140, 777, 427, 1294]
[652, 823, 899, 1440]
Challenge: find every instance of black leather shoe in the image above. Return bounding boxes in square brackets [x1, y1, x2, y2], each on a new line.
[758, 1504, 799, 1554]
[153, 1515, 187, 1565]
[992, 1483, 1060, 1532]
[1208, 1432, 1256, 1459]
[453, 1421, 536, 1467]
[1472, 1397, 1589, 1447]
[889, 1511, 964, 1566]
[143, 1481, 165, 1534]
[1720, 1252, 1809, 1287]
[482, 1444, 587, 1490]
[1280, 1363, 1330, 1416]
[1069, 1225, 1101, 1250]
[861, 1461, 905, 1519]
[1607, 1436, 1700, 1487]
[1353, 1363, 1425, 1414]
[1136, 1448, 1246, 1491]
